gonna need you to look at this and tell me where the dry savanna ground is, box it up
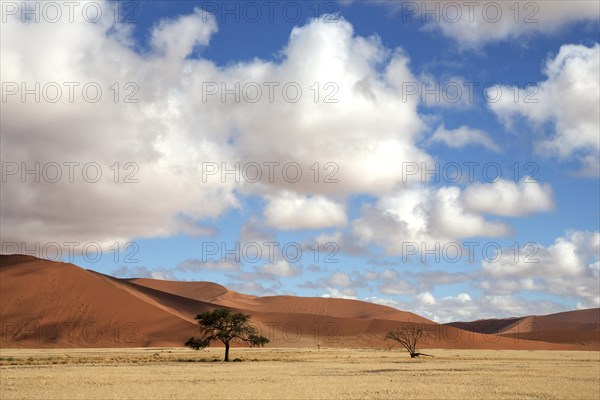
[1,347,599,399]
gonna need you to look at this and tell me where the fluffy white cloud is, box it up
[356,268,419,295]
[263,192,347,230]
[1,2,436,245]
[430,124,501,152]
[379,280,416,295]
[461,178,554,217]
[1,2,238,248]
[416,291,437,306]
[352,186,509,255]
[481,230,600,308]
[416,1,599,48]
[299,270,365,296]
[214,16,432,198]
[488,43,600,175]
[430,186,510,238]
[352,185,510,256]
[150,8,217,58]
[327,272,353,287]
[416,74,478,109]
[373,269,400,280]
[259,259,300,277]
[321,287,357,299]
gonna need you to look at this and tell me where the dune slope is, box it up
[0,256,201,347]
[447,309,600,345]
[2,255,598,350]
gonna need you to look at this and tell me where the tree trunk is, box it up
[224,342,230,362]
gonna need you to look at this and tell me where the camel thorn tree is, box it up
[185,308,269,362]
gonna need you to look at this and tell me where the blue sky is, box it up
[1,0,599,322]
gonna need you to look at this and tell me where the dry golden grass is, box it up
[1,347,599,399]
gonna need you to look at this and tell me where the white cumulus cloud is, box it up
[488,43,600,175]
[263,192,347,230]
[352,184,510,256]
[481,230,600,308]
[461,178,554,217]
[1,3,435,246]
[417,1,599,48]
[259,259,300,277]
[430,124,501,153]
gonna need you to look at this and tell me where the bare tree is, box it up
[385,325,433,358]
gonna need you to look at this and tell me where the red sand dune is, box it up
[446,317,523,334]
[1,255,598,350]
[449,309,600,345]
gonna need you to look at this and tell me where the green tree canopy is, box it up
[185,308,269,361]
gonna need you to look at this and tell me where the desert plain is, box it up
[1,256,599,399]
[1,347,599,399]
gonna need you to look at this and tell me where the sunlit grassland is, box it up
[1,348,599,399]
